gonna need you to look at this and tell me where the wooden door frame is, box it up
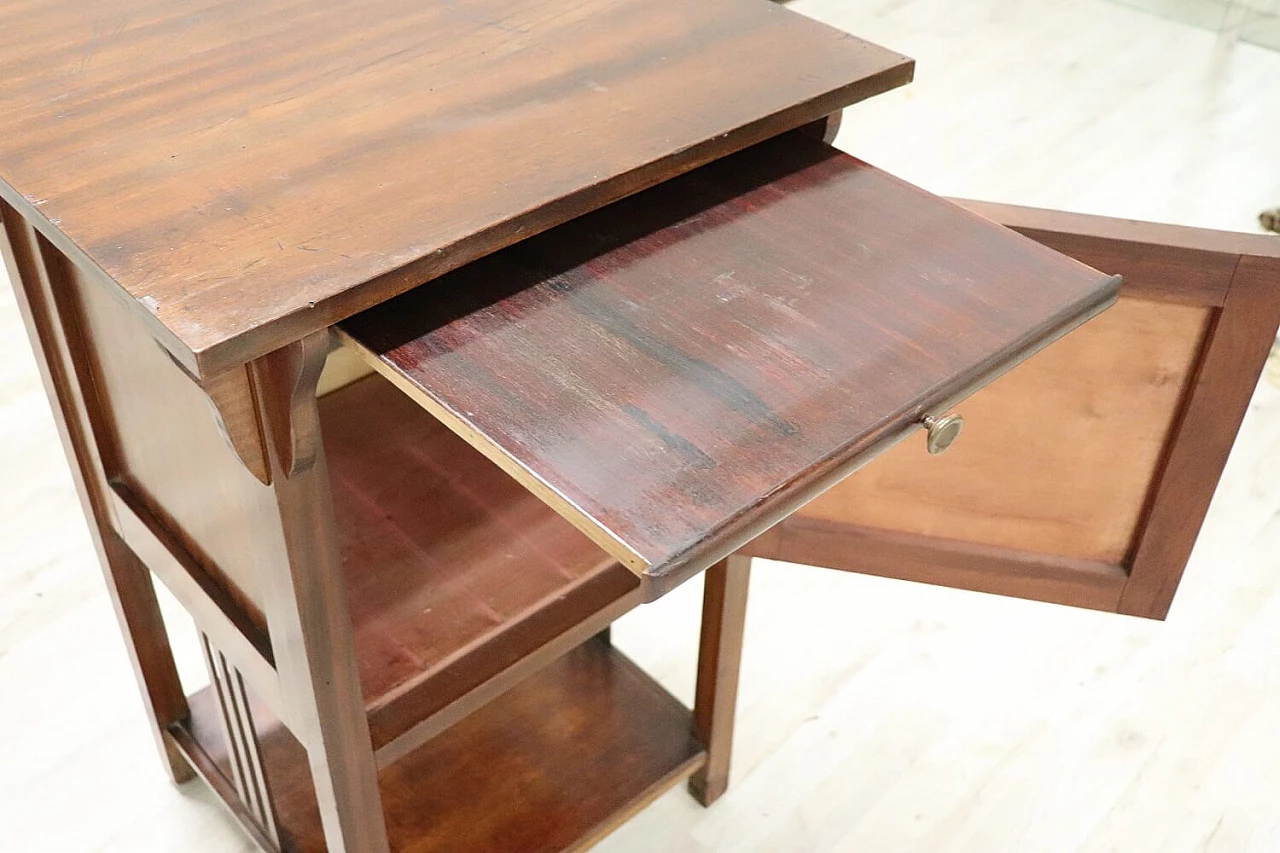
[746,201,1280,620]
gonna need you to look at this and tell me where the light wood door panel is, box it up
[796,297,1212,565]
[756,202,1280,619]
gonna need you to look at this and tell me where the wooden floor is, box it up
[2,0,1279,850]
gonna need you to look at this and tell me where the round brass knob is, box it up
[922,413,964,455]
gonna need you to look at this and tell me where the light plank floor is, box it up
[2,0,1279,850]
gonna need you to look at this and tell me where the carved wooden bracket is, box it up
[175,331,331,486]
[251,330,332,479]
[800,110,843,145]
[154,338,273,486]
[203,365,272,485]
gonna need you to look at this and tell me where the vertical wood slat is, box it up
[203,634,250,806]
[251,333,391,853]
[689,555,752,806]
[0,200,193,782]
[1119,255,1280,618]
[201,633,281,848]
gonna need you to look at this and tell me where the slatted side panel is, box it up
[202,634,281,848]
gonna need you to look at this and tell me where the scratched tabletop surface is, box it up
[0,0,911,375]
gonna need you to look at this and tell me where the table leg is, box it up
[0,203,193,783]
[253,336,391,853]
[689,554,751,806]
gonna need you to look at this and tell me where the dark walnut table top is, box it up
[0,0,911,376]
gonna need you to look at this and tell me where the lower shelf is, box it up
[178,638,706,853]
[320,372,643,756]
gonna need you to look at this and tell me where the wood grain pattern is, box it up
[68,256,280,632]
[795,297,1212,564]
[0,0,912,377]
[0,199,194,783]
[343,132,1119,599]
[180,639,706,853]
[318,374,640,757]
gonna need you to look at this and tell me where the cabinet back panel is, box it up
[795,295,1212,564]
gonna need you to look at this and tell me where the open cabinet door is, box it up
[747,202,1280,619]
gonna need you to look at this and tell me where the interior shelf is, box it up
[181,638,706,853]
[319,374,642,754]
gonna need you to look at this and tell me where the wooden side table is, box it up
[2,1,1278,851]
